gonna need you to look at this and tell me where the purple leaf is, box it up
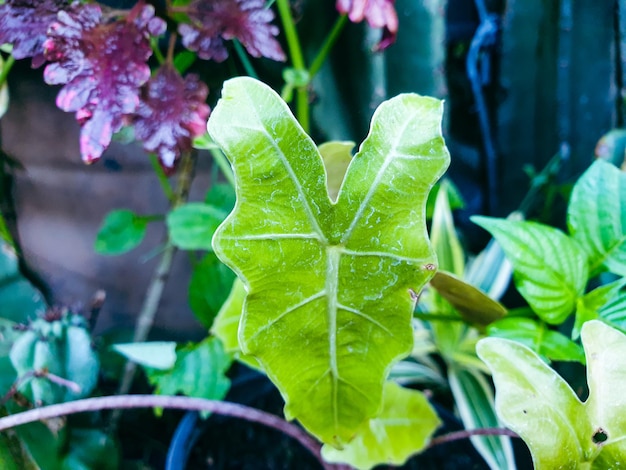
[134,65,210,168]
[43,3,166,163]
[178,0,285,62]
[0,0,67,67]
[336,0,398,51]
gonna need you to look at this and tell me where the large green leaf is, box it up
[472,217,588,324]
[568,160,626,276]
[320,381,440,469]
[477,320,626,468]
[208,77,449,445]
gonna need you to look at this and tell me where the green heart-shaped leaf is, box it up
[208,77,449,445]
[568,160,626,276]
[478,320,626,468]
[472,216,588,324]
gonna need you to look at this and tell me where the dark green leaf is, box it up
[472,216,588,324]
[189,253,235,328]
[166,203,227,251]
[568,160,626,276]
[95,210,147,255]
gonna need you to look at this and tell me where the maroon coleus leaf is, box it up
[0,0,67,67]
[336,0,398,51]
[43,3,166,163]
[178,0,285,62]
[134,65,210,168]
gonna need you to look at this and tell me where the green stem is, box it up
[233,40,259,79]
[0,55,15,88]
[109,152,197,433]
[275,0,310,131]
[308,14,348,79]
[210,148,236,188]
[148,154,175,202]
[150,37,165,65]
[413,312,467,323]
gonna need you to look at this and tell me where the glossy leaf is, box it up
[95,209,147,255]
[188,253,235,328]
[318,141,354,202]
[568,160,626,276]
[599,290,626,330]
[429,270,506,326]
[448,366,516,470]
[487,317,585,363]
[472,216,588,324]
[321,382,440,469]
[112,342,177,370]
[167,203,227,251]
[478,320,626,468]
[208,77,449,445]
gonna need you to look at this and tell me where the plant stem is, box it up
[148,154,175,202]
[428,427,519,448]
[210,147,236,188]
[0,395,334,469]
[109,152,196,432]
[0,55,15,88]
[275,0,310,132]
[233,40,259,79]
[308,14,348,79]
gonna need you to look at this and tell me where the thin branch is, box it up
[428,427,519,448]
[109,151,197,432]
[0,395,333,469]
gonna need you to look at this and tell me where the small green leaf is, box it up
[318,141,354,202]
[487,317,585,363]
[426,179,465,219]
[166,203,226,251]
[61,429,119,470]
[146,338,232,407]
[472,216,588,324]
[429,270,506,326]
[189,253,235,328]
[574,278,626,338]
[208,77,449,445]
[448,366,516,470]
[568,160,626,276]
[599,291,626,330]
[112,342,177,370]
[95,210,147,255]
[321,382,440,470]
